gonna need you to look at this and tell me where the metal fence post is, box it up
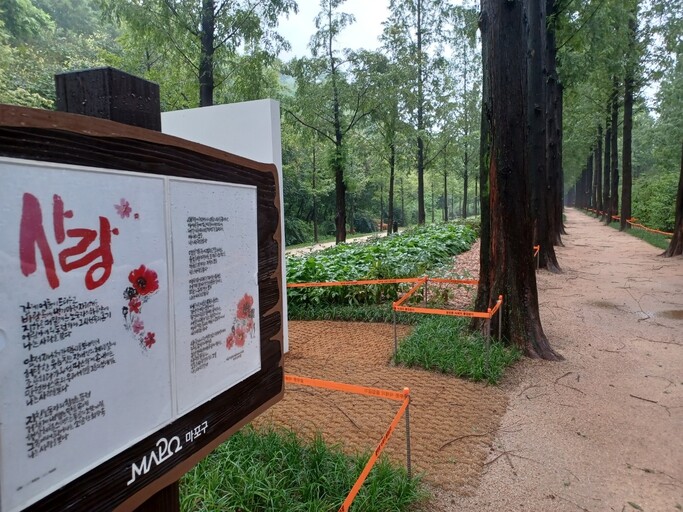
[423,278,428,307]
[393,309,398,359]
[405,396,412,479]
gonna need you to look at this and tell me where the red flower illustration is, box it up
[234,327,246,347]
[226,332,235,349]
[129,265,159,296]
[128,296,142,314]
[144,332,156,348]
[236,293,254,320]
[132,318,145,334]
[115,198,132,219]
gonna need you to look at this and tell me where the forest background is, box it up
[0,0,680,246]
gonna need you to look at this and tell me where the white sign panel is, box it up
[0,158,261,512]
[170,180,261,414]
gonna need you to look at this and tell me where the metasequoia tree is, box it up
[286,0,373,243]
[475,0,560,359]
[104,0,296,107]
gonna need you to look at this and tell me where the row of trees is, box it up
[562,0,682,256]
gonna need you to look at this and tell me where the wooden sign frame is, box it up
[0,105,284,511]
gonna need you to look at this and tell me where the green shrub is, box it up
[632,171,678,232]
[180,426,426,512]
[287,222,478,307]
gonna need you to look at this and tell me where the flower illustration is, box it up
[115,198,132,219]
[237,293,254,320]
[234,327,246,347]
[129,265,159,296]
[122,264,160,350]
[128,296,142,314]
[144,332,156,348]
[132,318,144,334]
[226,293,256,351]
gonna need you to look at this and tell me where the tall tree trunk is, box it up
[312,145,318,243]
[462,151,469,218]
[463,50,470,219]
[431,178,435,223]
[545,0,564,246]
[475,0,560,360]
[609,80,619,224]
[474,178,478,215]
[596,124,603,215]
[663,141,683,257]
[380,182,384,231]
[400,177,405,226]
[620,8,636,231]
[199,0,215,107]
[328,3,346,243]
[602,113,611,222]
[585,152,593,208]
[387,142,396,236]
[416,0,426,224]
[443,155,449,222]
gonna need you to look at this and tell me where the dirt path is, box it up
[449,208,683,511]
[286,229,404,257]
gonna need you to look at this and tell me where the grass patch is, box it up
[287,302,420,324]
[606,221,671,250]
[180,426,426,512]
[394,316,521,384]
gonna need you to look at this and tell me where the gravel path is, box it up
[445,208,683,512]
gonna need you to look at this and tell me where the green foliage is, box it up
[394,316,521,384]
[180,426,426,512]
[286,222,478,307]
[606,220,671,250]
[632,171,678,232]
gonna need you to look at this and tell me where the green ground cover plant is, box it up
[287,222,478,309]
[607,220,671,250]
[394,316,521,384]
[180,426,426,512]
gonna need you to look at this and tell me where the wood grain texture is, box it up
[0,104,284,512]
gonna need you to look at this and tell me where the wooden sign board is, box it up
[0,105,284,512]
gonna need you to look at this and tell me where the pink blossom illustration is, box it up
[144,332,156,348]
[115,198,132,218]
[132,318,144,334]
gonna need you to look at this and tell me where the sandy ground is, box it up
[448,208,683,512]
[264,208,682,511]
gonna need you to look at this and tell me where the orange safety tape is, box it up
[284,374,407,402]
[392,278,426,308]
[489,295,503,316]
[394,304,492,319]
[287,277,423,288]
[533,245,540,257]
[339,396,410,512]
[427,277,479,285]
[626,219,673,236]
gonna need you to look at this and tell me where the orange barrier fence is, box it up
[284,374,411,512]
[583,208,673,236]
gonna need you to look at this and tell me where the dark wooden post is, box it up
[54,67,175,511]
[55,67,161,131]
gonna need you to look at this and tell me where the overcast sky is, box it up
[278,0,390,59]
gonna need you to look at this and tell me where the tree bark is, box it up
[476,0,560,360]
[387,142,395,236]
[312,145,318,243]
[585,152,593,208]
[602,113,611,222]
[620,9,637,231]
[608,80,619,224]
[199,0,216,107]
[463,50,470,219]
[595,124,603,215]
[443,153,449,222]
[416,0,426,224]
[663,141,683,257]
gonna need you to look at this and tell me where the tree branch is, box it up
[285,109,336,145]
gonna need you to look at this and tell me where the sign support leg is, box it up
[135,481,179,512]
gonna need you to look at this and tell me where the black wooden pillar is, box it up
[54,66,176,511]
[55,67,161,131]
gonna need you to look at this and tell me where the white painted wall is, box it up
[162,100,288,352]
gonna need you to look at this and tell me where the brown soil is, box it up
[257,208,683,511]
